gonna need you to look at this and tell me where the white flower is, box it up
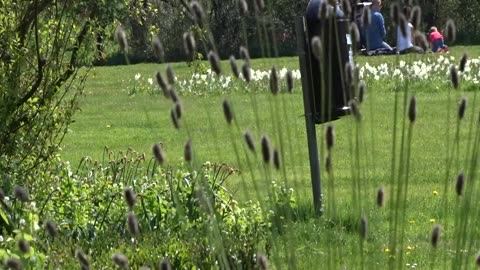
[148,78,153,85]
[19,219,26,226]
[0,235,3,242]
[135,73,141,80]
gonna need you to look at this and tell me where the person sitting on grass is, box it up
[366,0,393,51]
[429,26,449,53]
[396,6,424,54]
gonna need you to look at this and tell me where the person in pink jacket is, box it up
[429,26,449,53]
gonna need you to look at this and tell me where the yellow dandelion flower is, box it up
[433,190,439,196]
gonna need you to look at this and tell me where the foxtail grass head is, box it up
[152,36,164,61]
[325,154,332,173]
[170,108,180,129]
[175,102,182,119]
[238,0,248,16]
[362,5,371,27]
[390,2,400,26]
[358,80,366,104]
[230,56,240,78]
[458,96,467,120]
[223,99,234,124]
[242,62,251,83]
[410,6,422,30]
[359,215,368,241]
[156,72,169,98]
[377,186,385,207]
[240,46,250,63]
[190,1,206,27]
[269,66,279,95]
[311,36,323,61]
[184,139,193,163]
[349,22,360,45]
[445,19,456,43]
[431,224,441,248]
[273,149,281,170]
[152,143,165,164]
[44,220,58,239]
[450,64,459,89]
[256,254,268,270]
[286,70,294,93]
[112,253,129,269]
[318,1,329,20]
[254,0,265,14]
[349,99,361,122]
[4,258,22,270]
[76,248,90,269]
[399,14,408,38]
[408,96,416,123]
[115,25,128,53]
[326,125,334,150]
[261,135,271,164]
[124,187,136,209]
[341,0,351,18]
[459,52,468,73]
[127,212,139,236]
[244,130,256,152]
[14,186,29,202]
[18,239,30,254]
[456,172,465,196]
[166,66,175,85]
[183,32,196,58]
[413,31,428,51]
[160,259,172,270]
[208,50,221,75]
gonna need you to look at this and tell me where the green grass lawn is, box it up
[60,46,480,268]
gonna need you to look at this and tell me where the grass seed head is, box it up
[124,187,136,208]
[358,80,366,103]
[459,52,468,73]
[377,186,385,207]
[183,32,196,58]
[229,56,240,78]
[349,99,361,122]
[242,62,251,83]
[184,139,193,163]
[223,99,234,124]
[4,258,22,270]
[390,2,400,26]
[325,154,332,173]
[456,172,465,196]
[349,22,360,44]
[152,143,165,164]
[76,248,90,269]
[115,25,128,53]
[399,14,408,38]
[286,70,294,93]
[445,19,456,43]
[190,1,205,27]
[127,212,139,236]
[44,220,58,238]
[344,62,354,89]
[166,66,175,85]
[112,253,129,269]
[155,72,169,98]
[273,148,281,170]
[341,0,351,18]
[239,0,248,16]
[261,135,271,164]
[208,50,221,76]
[450,64,459,89]
[458,96,467,120]
[410,5,422,30]
[408,96,416,123]
[362,5,371,27]
[257,254,268,270]
[175,102,182,119]
[359,215,368,240]
[269,66,279,95]
[431,224,441,248]
[152,36,164,61]
[319,1,329,20]
[14,186,29,202]
[254,0,265,13]
[244,130,256,152]
[326,125,334,150]
[413,31,428,51]
[160,259,172,270]
[311,36,323,61]
[240,46,250,63]
[18,239,30,254]
[170,108,180,129]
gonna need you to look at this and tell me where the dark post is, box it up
[296,17,323,214]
